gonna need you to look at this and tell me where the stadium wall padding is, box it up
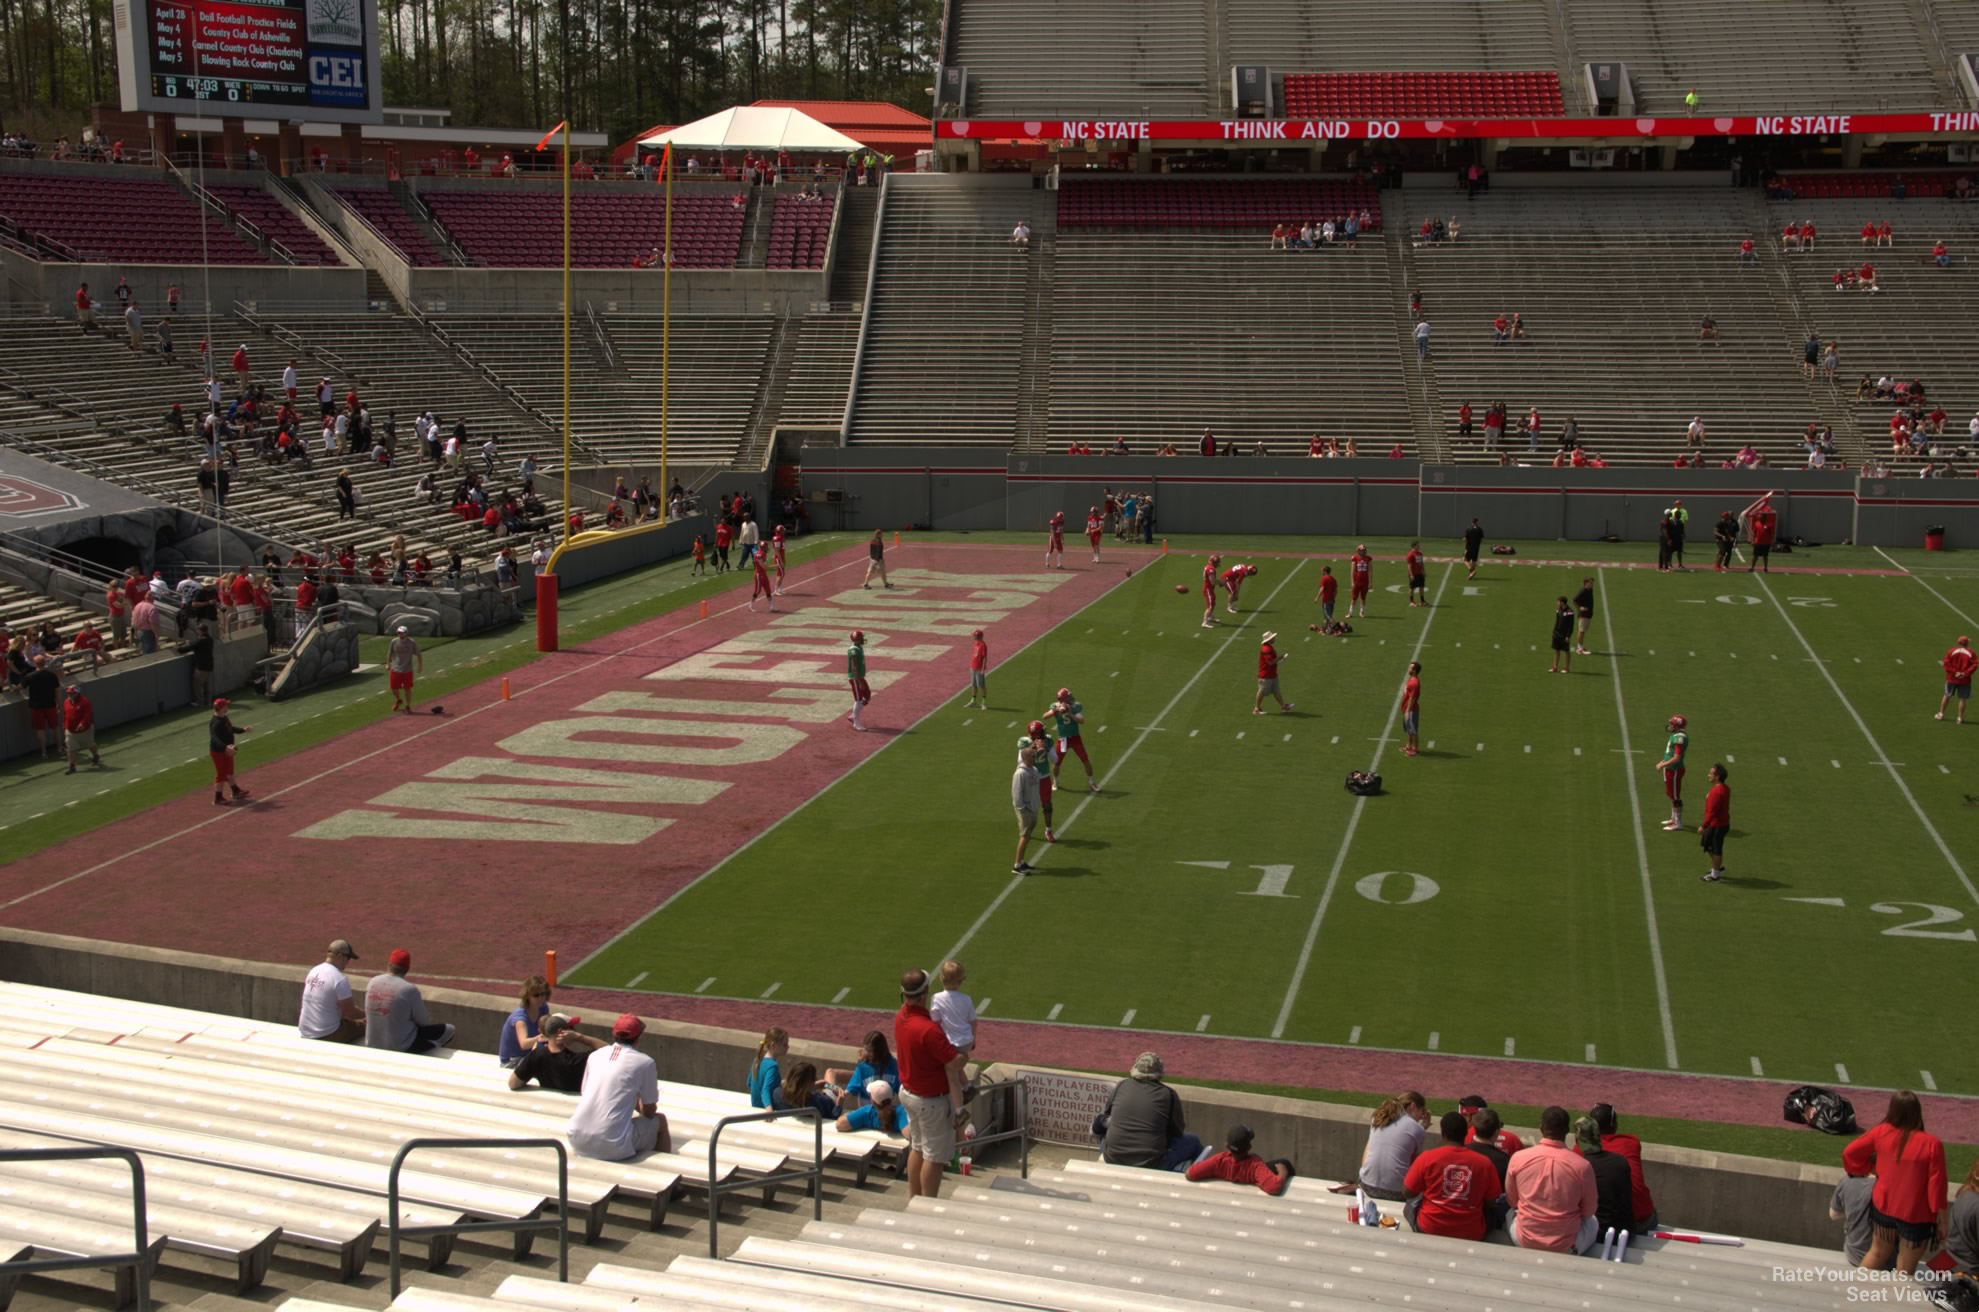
[1419,467,1859,547]
[550,513,711,591]
[0,922,1859,1252]
[1853,477,1979,549]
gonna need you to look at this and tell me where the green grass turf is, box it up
[570,536,1979,1101]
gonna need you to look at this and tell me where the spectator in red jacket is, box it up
[1404,1111,1503,1239]
[1842,1090,1949,1273]
[62,684,100,773]
[1185,1124,1293,1196]
[231,343,251,390]
[1591,1103,1658,1230]
[1458,1096,1526,1154]
[1862,219,1878,247]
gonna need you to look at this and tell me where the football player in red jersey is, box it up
[1220,562,1260,613]
[1201,553,1222,628]
[1085,506,1103,562]
[1349,545,1373,618]
[1046,511,1066,570]
[1405,542,1427,607]
[771,524,788,595]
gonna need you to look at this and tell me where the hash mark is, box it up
[1897,657,1905,665]
[1109,671,1119,678]
[1189,729,1199,738]
[1504,1037,1515,1057]
[695,977,716,994]
[976,997,991,1015]
[1922,1070,1937,1091]
[1120,1008,1137,1026]
[1283,734,1292,742]
[1725,753,1736,763]
[1836,1063,1851,1085]
[1524,745,1531,753]
[1236,731,1245,740]
[1196,1015,1211,1033]
[625,971,648,989]
[831,987,850,1004]
[1428,1031,1440,1051]
[1779,756,1788,766]
[1831,759,1840,768]
[1751,1056,1764,1076]
[1585,1044,1597,1063]
[1475,742,1484,753]
[1574,747,1582,756]
[1098,724,1108,733]
[1331,735,1340,744]
[760,982,781,999]
[1046,1003,1064,1021]
[1942,765,1952,775]
[1348,1026,1362,1044]
[963,719,973,727]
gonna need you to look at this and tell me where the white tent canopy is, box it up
[639,106,865,153]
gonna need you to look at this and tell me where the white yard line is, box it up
[1756,574,1979,912]
[935,563,1310,969]
[1597,568,1682,1071]
[1270,565,1453,1039]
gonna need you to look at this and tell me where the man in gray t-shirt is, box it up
[1010,739,1041,875]
[363,948,455,1053]
[1829,1174,1875,1266]
[1098,1051,1202,1171]
[387,625,423,714]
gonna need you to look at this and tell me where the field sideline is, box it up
[567,535,1979,1108]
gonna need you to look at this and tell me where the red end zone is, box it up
[0,542,1124,982]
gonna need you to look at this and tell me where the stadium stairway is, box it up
[1396,185,1844,469]
[847,174,1042,449]
[826,187,880,307]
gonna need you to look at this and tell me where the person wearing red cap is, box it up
[847,630,870,732]
[1741,493,1779,572]
[1939,636,1977,724]
[210,698,252,806]
[62,684,100,773]
[566,1014,668,1160]
[966,628,989,710]
[363,948,456,1053]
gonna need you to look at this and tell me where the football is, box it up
[1309,623,1319,632]
[1174,583,1187,594]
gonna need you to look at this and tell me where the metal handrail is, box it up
[585,301,617,369]
[839,172,890,446]
[706,1108,822,1258]
[387,1137,568,1298]
[0,1146,149,1311]
[232,300,353,379]
[960,1076,1032,1178]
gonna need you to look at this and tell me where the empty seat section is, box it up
[327,184,452,265]
[420,187,745,268]
[206,185,342,265]
[947,0,1213,117]
[767,191,839,270]
[1283,71,1565,117]
[0,172,265,264]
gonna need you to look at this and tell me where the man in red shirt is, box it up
[1591,1103,1658,1230]
[1699,762,1731,882]
[1737,237,1756,265]
[967,628,989,710]
[894,968,967,1200]
[1405,541,1426,607]
[712,519,732,572]
[1782,221,1800,252]
[1253,631,1293,716]
[1861,220,1877,247]
[1349,545,1373,619]
[1404,1112,1503,1240]
[1401,660,1421,756]
[74,282,96,334]
[1186,1124,1293,1196]
[1741,493,1778,572]
[1219,562,1258,613]
[231,344,251,390]
[1458,1095,1526,1154]
[1457,402,1473,437]
[1085,506,1103,563]
[1313,565,1338,628]
[1938,635,1976,723]
[1045,510,1066,570]
[1859,260,1879,292]
[62,684,100,773]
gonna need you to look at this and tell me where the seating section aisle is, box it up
[1284,71,1565,117]
[326,183,452,266]
[604,315,779,465]
[1057,178,1381,230]
[0,173,265,264]
[946,0,1213,117]
[769,191,838,269]
[1560,0,1948,112]
[208,185,344,265]
[1051,230,1411,452]
[420,188,746,268]
[1225,0,1562,92]
[847,178,1038,446]
[776,314,863,424]
[1399,187,1834,467]
[1769,197,1979,470]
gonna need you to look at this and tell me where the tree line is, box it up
[0,0,940,148]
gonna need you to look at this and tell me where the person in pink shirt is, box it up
[966,628,989,710]
[1504,1105,1600,1253]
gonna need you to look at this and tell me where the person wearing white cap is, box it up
[1253,632,1293,715]
[837,1078,908,1136]
[1011,736,1042,874]
[388,625,423,713]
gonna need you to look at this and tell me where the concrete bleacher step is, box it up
[0,1198,169,1308]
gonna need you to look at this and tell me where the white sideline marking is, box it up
[831,987,850,1004]
[1504,1037,1516,1057]
[1751,1056,1764,1077]
[1046,1003,1064,1021]
[1274,562,1448,1044]
[695,977,716,994]
[1120,1009,1137,1027]
[1835,1063,1851,1085]
[1585,1044,1598,1063]
[1879,545,1979,632]
[940,564,1310,969]
[1196,1015,1211,1033]
[1348,1026,1362,1045]
[1757,574,1979,915]
[1428,1031,1441,1051]
[760,981,781,999]
[1923,1070,1938,1092]
[625,971,648,989]
[1598,568,1682,1071]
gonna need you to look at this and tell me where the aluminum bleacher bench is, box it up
[0,1199,168,1309]
[585,1256,1020,1311]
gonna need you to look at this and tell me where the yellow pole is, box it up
[661,144,673,519]
[561,122,572,545]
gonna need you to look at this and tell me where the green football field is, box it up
[569,537,1979,1097]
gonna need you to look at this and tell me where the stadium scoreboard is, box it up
[114,0,383,123]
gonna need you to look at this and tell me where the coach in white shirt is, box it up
[567,1014,668,1161]
[298,938,366,1043]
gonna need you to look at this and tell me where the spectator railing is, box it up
[839,171,889,444]
[706,1108,823,1258]
[231,301,354,381]
[963,1075,1033,1179]
[0,1146,150,1311]
[585,301,617,369]
[386,1137,568,1299]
